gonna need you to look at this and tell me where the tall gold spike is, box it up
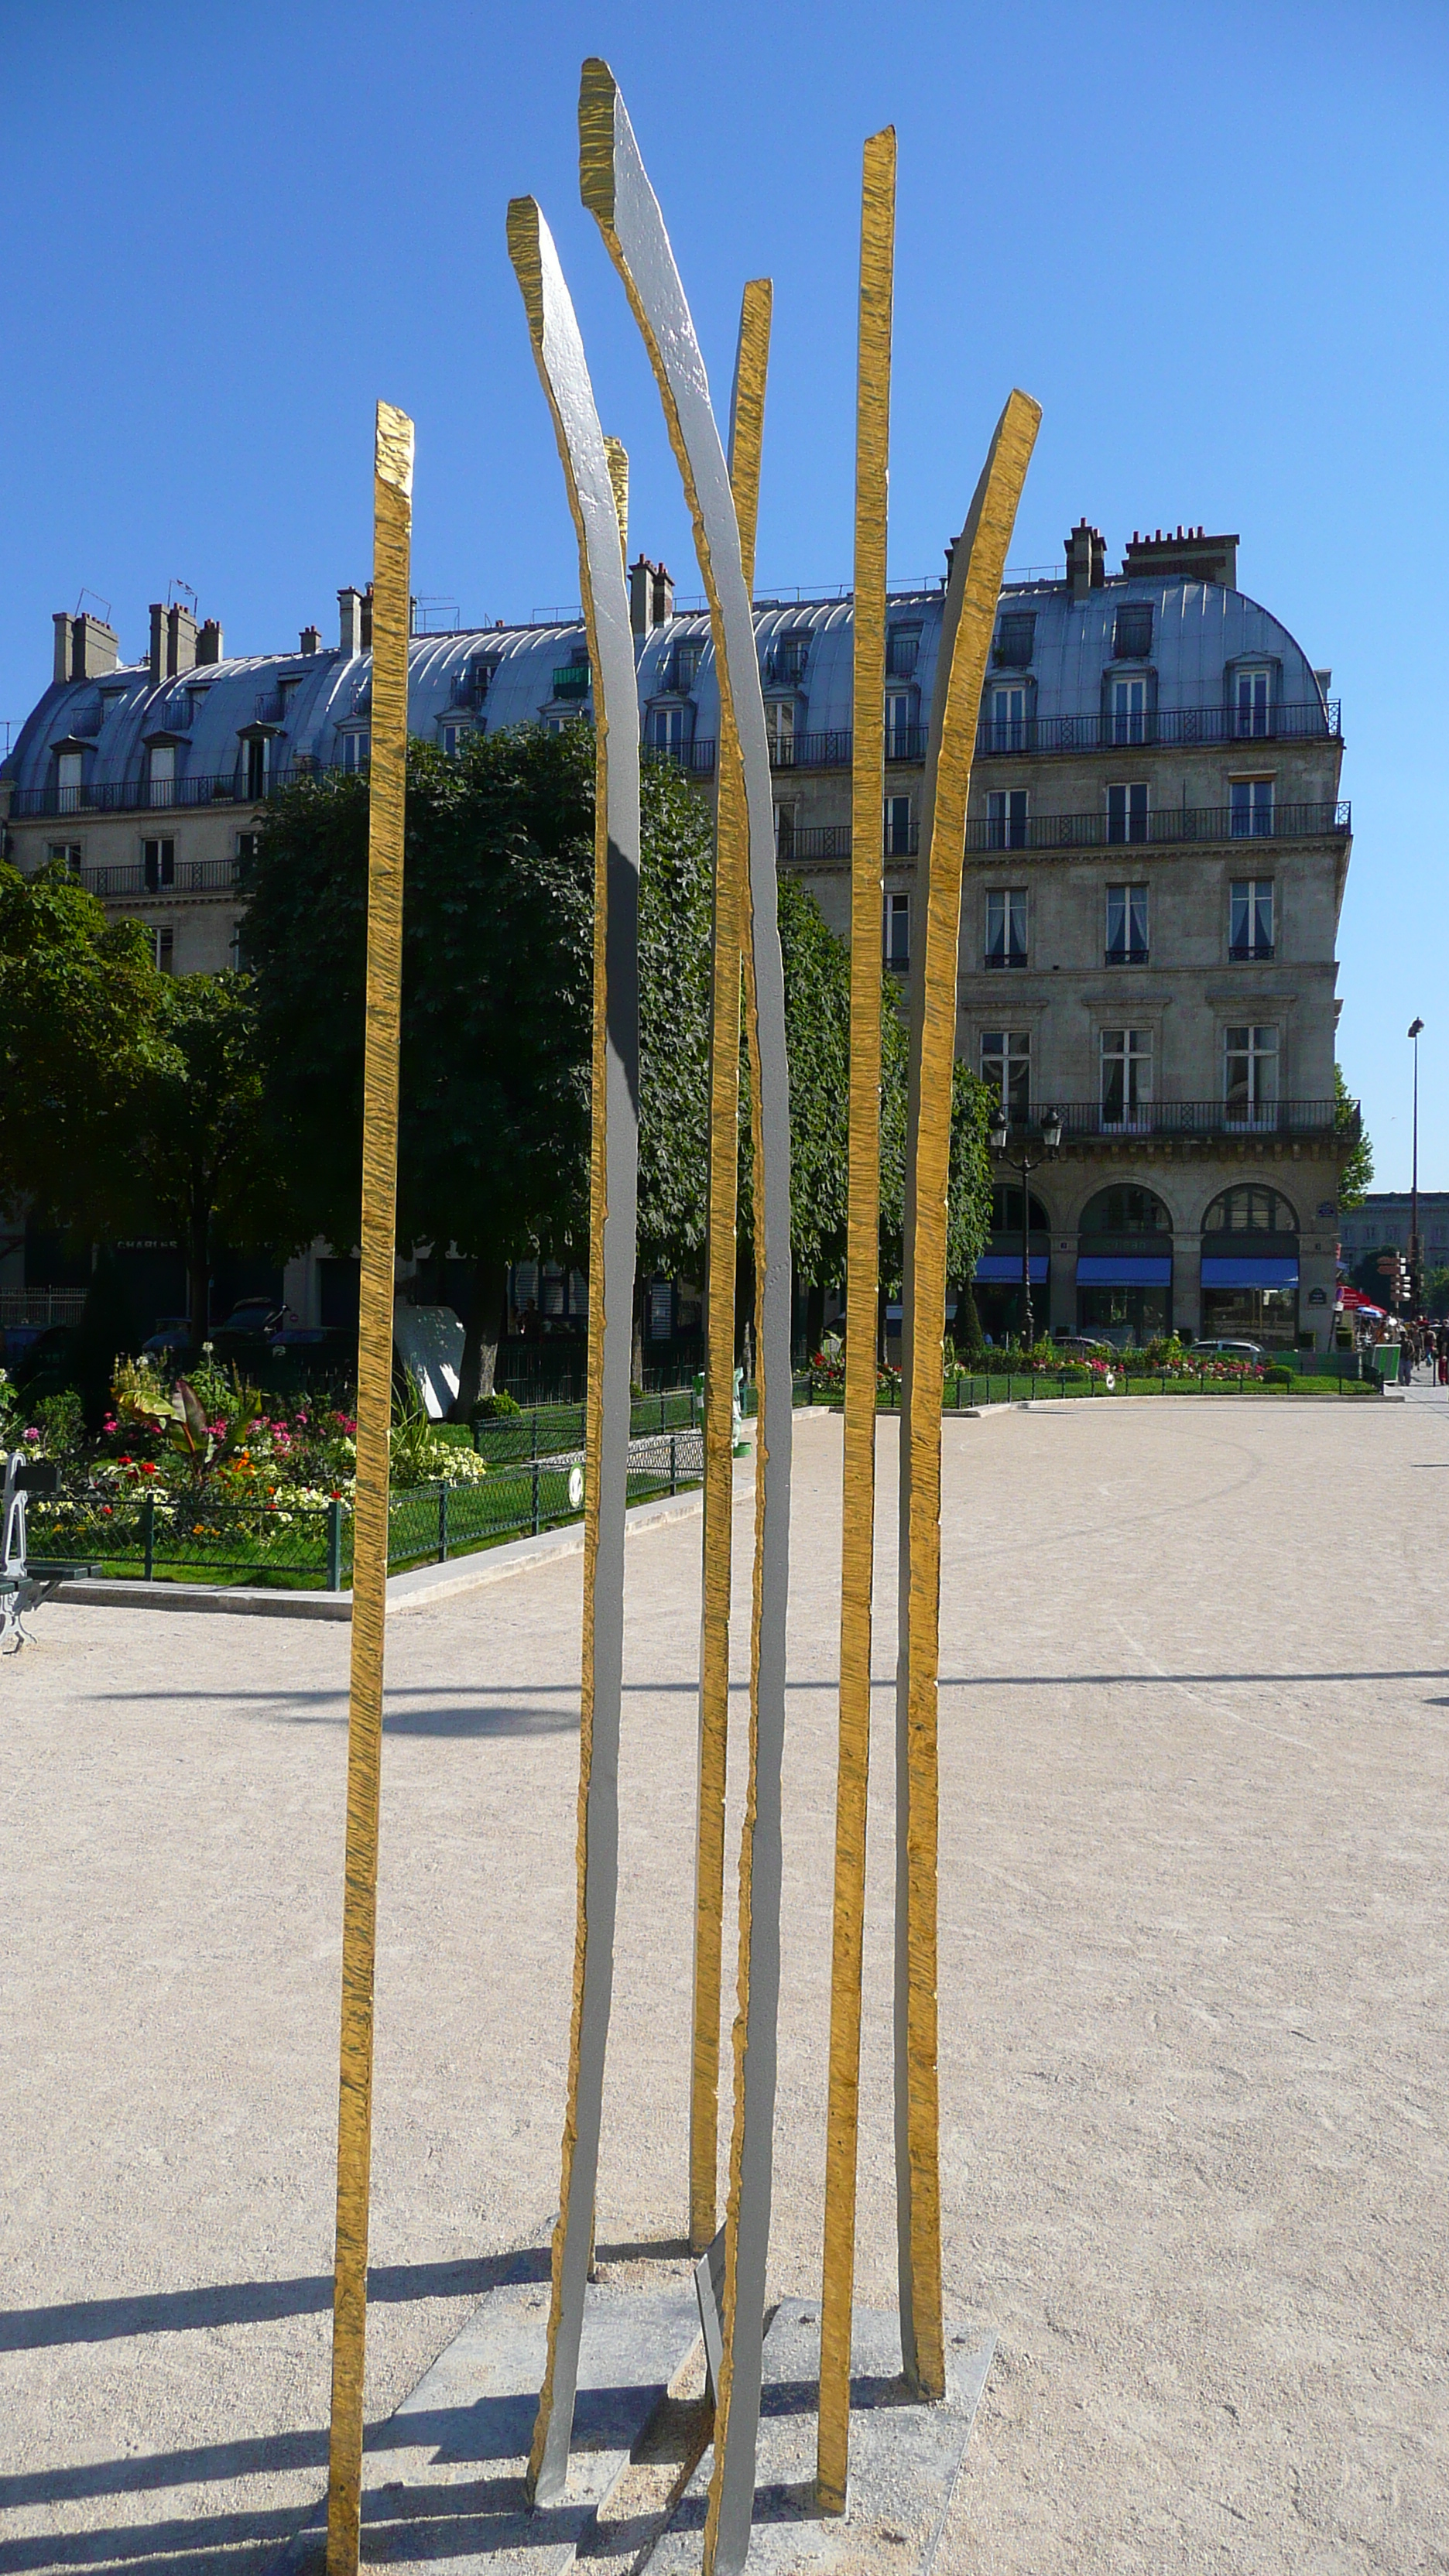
[604,435,629,564]
[817,124,895,2516]
[690,274,772,2259]
[324,397,413,2576]
[896,387,1040,2401]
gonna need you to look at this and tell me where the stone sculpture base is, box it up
[273,2261,992,2574]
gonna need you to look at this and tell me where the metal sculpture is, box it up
[325,396,414,2576]
[577,60,794,2576]
[690,274,772,2264]
[894,389,1040,2399]
[817,122,896,2518]
[504,193,643,2512]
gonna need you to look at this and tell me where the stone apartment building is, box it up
[1,522,1355,1349]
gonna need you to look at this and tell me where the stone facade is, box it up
[0,522,1355,1348]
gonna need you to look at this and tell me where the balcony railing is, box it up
[975,701,1341,757]
[768,728,851,770]
[984,947,1029,970]
[81,857,242,898]
[1105,945,1150,966]
[9,769,300,819]
[778,823,852,861]
[643,736,717,776]
[967,800,1349,853]
[1228,941,1275,961]
[994,1097,1357,1142]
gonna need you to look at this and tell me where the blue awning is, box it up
[1076,1254,1171,1286]
[975,1254,1049,1283]
[1201,1255,1299,1289]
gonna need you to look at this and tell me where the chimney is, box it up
[53,611,119,686]
[196,618,224,664]
[149,602,166,686]
[166,604,197,677]
[338,586,365,656]
[1122,526,1238,588]
[1065,519,1106,601]
[300,624,320,656]
[361,585,373,651]
[629,556,673,635]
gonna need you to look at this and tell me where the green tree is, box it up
[1336,1061,1374,1208]
[0,859,169,1231]
[245,728,718,1408]
[132,972,283,1348]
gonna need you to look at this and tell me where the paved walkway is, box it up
[1,1399,1446,2572]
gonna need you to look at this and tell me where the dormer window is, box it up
[56,749,84,813]
[1234,666,1271,738]
[766,701,796,764]
[1110,675,1148,745]
[886,626,920,678]
[667,642,701,693]
[1112,603,1153,659]
[766,633,809,687]
[340,730,370,772]
[149,742,176,809]
[993,611,1036,668]
[986,682,1028,752]
[886,691,918,759]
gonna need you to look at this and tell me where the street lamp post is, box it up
[988,1102,1063,1350]
[1409,1018,1425,1317]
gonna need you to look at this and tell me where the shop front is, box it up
[1198,1187,1299,1348]
[1076,1185,1173,1344]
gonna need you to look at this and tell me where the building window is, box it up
[228,923,244,971]
[993,611,1036,668]
[340,729,370,771]
[883,891,910,970]
[440,722,464,756]
[766,634,808,687]
[56,750,84,813]
[1229,878,1274,958]
[885,691,916,758]
[1225,1023,1279,1122]
[885,793,913,855]
[236,831,262,866]
[1108,782,1148,844]
[244,735,270,798]
[150,926,175,974]
[1231,777,1274,838]
[987,682,1026,752]
[1101,1027,1153,1127]
[143,837,176,892]
[886,627,919,678]
[1204,1184,1297,1233]
[148,743,176,808]
[775,803,796,859]
[987,788,1028,850]
[1235,667,1271,737]
[1105,883,1149,964]
[1110,675,1147,745]
[1112,603,1153,659]
[981,1029,1030,1116]
[669,642,701,692]
[46,841,83,872]
[985,888,1028,969]
[651,704,690,759]
[765,700,796,763]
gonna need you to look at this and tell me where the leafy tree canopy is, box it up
[1335,1061,1374,1208]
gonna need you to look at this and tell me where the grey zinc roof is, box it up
[2,572,1327,799]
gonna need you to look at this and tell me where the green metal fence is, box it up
[30,1426,707,1592]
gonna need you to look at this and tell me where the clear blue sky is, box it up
[3,1,1444,1189]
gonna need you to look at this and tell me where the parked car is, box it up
[142,1317,193,1361]
[214,1298,289,1340]
[1046,1335,1115,1360]
[1192,1337,1266,1365]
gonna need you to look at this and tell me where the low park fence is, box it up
[29,1427,705,1593]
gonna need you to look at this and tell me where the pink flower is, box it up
[22,1427,39,1443]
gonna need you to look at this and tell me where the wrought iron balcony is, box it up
[767,728,851,770]
[642,735,717,776]
[777,823,852,861]
[80,857,242,898]
[966,800,1349,854]
[992,1097,1357,1143]
[984,947,1029,970]
[1228,940,1276,961]
[975,700,1341,757]
[1105,945,1150,966]
[9,768,300,819]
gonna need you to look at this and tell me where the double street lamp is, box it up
[988,1101,1063,1349]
